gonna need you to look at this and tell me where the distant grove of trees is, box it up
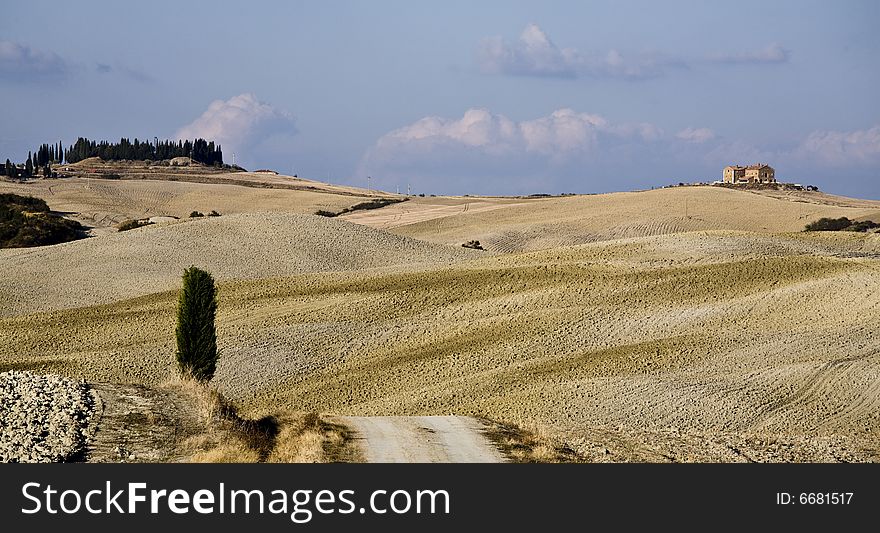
[65,137,223,165]
[1,137,224,179]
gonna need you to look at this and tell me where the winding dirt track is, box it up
[337,416,505,463]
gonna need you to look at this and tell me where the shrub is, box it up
[462,240,484,250]
[0,193,86,247]
[0,193,49,212]
[804,217,853,232]
[844,220,880,232]
[190,211,204,218]
[207,210,221,217]
[175,267,219,382]
[326,198,406,218]
[117,219,152,232]
[314,209,338,217]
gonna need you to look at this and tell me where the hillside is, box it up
[342,187,880,252]
[2,229,878,461]
[2,182,879,462]
[60,157,384,196]
[0,173,398,234]
[0,212,478,315]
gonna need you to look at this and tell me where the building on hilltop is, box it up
[723,163,775,184]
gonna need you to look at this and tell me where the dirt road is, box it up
[338,416,505,463]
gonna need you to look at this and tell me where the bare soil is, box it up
[85,383,205,462]
[338,416,505,463]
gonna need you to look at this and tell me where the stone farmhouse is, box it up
[722,163,775,184]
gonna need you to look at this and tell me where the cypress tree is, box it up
[175,266,219,382]
[26,153,33,177]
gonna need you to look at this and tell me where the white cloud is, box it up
[477,24,682,80]
[676,127,715,143]
[707,43,790,64]
[477,25,790,81]
[360,111,880,196]
[793,126,880,166]
[478,23,576,77]
[174,94,297,167]
[0,39,69,82]
[370,108,624,158]
[358,108,685,194]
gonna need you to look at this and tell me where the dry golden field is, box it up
[0,172,393,235]
[2,177,879,461]
[345,186,879,252]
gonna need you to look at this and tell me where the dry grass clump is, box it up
[117,218,152,232]
[479,418,586,463]
[160,376,261,463]
[162,377,356,463]
[266,412,361,463]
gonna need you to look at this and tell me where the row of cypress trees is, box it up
[1,156,50,179]
[64,137,223,165]
[3,137,224,171]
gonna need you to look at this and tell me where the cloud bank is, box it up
[174,93,297,168]
[794,126,880,166]
[477,24,682,80]
[676,127,715,143]
[0,38,155,85]
[359,108,685,194]
[0,39,69,82]
[477,25,789,80]
[359,108,880,196]
[707,43,790,65]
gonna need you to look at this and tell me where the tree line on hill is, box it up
[1,137,224,179]
[2,156,47,179]
[64,137,223,165]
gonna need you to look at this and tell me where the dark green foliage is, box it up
[207,210,221,217]
[117,219,152,232]
[175,267,219,382]
[0,193,85,248]
[189,211,204,218]
[346,198,405,212]
[805,217,852,231]
[804,217,878,232]
[35,143,58,166]
[64,137,223,165]
[315,198,404,218]
[0,193,49,212]
[25,153,33,177]
[844,220,880,232]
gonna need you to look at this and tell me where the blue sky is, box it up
[1,1,878,197]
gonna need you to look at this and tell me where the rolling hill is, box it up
[1,179,878,461]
